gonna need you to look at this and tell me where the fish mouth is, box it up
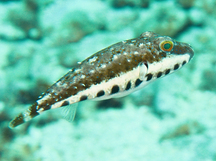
[173,42,194,60]
[186,44,194,60]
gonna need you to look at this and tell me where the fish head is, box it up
[139,31,194,75]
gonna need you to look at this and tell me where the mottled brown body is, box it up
[9,31,194,128]
[40,32,192,106]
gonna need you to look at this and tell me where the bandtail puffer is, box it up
[9,31,194,128]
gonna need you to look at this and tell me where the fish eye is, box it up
[159,40,174,52]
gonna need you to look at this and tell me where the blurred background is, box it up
[0,0,216,160]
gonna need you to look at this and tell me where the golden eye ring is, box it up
[159,40,174,52]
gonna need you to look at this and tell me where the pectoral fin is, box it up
[138,62,148,80]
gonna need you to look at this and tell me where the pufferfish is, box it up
[9,31,194,128]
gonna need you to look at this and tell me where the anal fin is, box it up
[61,103,78,122]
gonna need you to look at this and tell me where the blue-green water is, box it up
[1,0,216,160]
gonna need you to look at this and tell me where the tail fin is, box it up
[9,103,39,128]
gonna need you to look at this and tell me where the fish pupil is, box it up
[164,43,171,50]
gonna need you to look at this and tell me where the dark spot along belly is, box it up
[182,61,186,66]
[174,64,179,70]
[125,81,131,90]
[146,73,153,81]
[157,72,163,78]
[111,85,120,94]
[135,79,142,87]
[165,69,170,75]
[61,101,70,107]
[80,95,88,101]
[97,90,105,97]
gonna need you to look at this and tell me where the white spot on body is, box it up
[56,81,61,86]
[134,51,139,55]
[101,64,106,68]
[123,52,128,55]
[75,68,82,73]
[37,108,44,113]
[139,43,144,48]
[61,83,68,88]
[144,32,151,37]
[37,94,51,105]
[127,59,131,62]
[113,55,118,60]
[110,47,114,51]
[88,56,98,64]
[80,83,85,87]
[90,70,95,74]
[36,105,39,110]
[81,75,86,79]
[146,42,151,46]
